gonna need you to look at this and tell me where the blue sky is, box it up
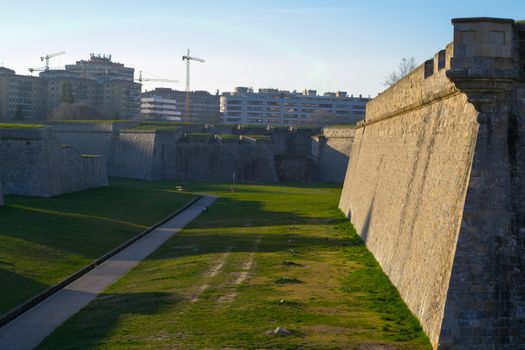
[1,0,523,96]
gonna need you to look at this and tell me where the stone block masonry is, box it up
[173,135,278,182]
[49,121,140,161]
[50,123,322,183]
[109,129,160,180]
[312,127,355,182]
[0,126,108,198]
[339,18,525,349]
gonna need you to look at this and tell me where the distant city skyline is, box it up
[1,0,523,96]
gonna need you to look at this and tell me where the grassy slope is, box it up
[0,178,195,314]
[38,183,431,350]
[0,123,45,128]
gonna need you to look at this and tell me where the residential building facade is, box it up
[0,54,141,121]
[141,88,220,123]
[62,54,141,118]
[0,67,46,120]
[220,87,370,126]
[140,95,182,121]
[40,70,98,116]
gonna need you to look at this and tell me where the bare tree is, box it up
[383,57,417,87]
[50,102,101,121]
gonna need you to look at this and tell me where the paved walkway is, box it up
[0,195,216,350]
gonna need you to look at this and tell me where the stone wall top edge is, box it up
[321,127,356,138]
[119,129,161,134]
[365,43,457,124]
[47,121,140,133]
[0,126,51,139]
[451,17,515,24]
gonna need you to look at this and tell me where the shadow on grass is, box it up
[0,268,49,314]
[0,186,195,259]
[37,291,178,350]
[147,230,361,262]
[0,204,138,258]
[187,197,347,230]
[142,193,359,260]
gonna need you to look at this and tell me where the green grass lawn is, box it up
[37,182,431,349]
[0,178,196,315]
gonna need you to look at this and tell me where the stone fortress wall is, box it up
[0,126,108,198]
[49,121,140,160]
[48,123,347,183]
[312,127,355,182]
[339,18,525,349]
[110,129,160,180]
[0,119,355,205]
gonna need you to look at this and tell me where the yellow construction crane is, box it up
[135,71,179,85]
[28,51,66,73]
[182,49,205,121]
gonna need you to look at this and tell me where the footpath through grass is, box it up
[38,182,431,350]
[0,178,196,315]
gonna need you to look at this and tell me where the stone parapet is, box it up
[365,43,457,125]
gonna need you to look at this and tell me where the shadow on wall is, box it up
[360,197,374,244]
[312,135,352,183]
[274,155,317,182]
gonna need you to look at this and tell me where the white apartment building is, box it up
[140,96,182,121]
[220,87,370,126]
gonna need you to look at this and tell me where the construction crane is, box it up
[182,49,205,121]
[41,51,66,70]
[135,71,179,84]
[28,66,63,73]
[28,66,47,73]
[28,51,66,73]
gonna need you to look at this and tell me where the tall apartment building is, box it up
[141,88,220,123]
[65,54,134,81]
[220,87,370,126]
[140,95,181,121]
[0,67,46,119]
[40,70,97,116]
[0,54,140,121]
[60,54,141,119]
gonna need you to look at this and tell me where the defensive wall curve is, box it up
[49,123,324,183]
[339,17,525,349]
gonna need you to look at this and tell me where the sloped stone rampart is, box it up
[312,127,355,182]
[0,127,108,197]
[340,17,525,349]
[50,124,318,182]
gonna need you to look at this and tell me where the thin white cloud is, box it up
[262,7,363,15]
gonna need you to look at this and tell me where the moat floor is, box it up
[35,181,431,349]
[0,179,196,315]
[0,196,215,350]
